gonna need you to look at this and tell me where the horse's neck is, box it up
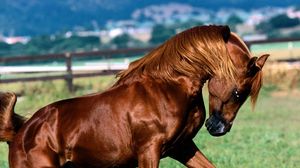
[114,73,207,98]
[174,75,207,98]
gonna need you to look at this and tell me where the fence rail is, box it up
[0,47,155,63]
[0,47,155,91]
[246,37,300,46]
[1,38,300,92]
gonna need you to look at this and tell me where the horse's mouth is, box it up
[205,113,232,137]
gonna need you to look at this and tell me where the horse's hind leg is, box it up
[10,154,60,168]
[9,145,61,168]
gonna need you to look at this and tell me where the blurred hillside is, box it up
[0,1,300,57]
[0,0,299,36]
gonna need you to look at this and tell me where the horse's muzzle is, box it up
[205,113,232,136]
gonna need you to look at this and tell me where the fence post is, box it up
[65,53,73,92]
[107,55,111,71]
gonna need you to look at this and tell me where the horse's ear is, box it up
[221,25,231,43]
[247,54,269,76]
[256,54,269,69]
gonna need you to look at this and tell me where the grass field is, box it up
[0,77,300,168]
[251,41,300,61]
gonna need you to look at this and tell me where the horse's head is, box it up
[205,29,269,136]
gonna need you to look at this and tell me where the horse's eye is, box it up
[233,88,240,100]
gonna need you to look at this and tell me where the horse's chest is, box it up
[171,106,206,144]
[184,108,205,137]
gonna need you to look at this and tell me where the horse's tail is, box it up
[0,92,26,142]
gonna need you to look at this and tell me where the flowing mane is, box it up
[230,32,263,108]
[116,25,237,85]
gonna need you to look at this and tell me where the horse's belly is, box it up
[67,135,135,167]
[70,146,135,167]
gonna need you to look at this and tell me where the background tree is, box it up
[175,20,203,30]
[0,42,11,56]
[269,14,300,29]
[110,33,143,49]
[226,14,243,31]
[110,34,132,49]
[256,21,273,33]
[52,36,101,52]
[257,13,300,37]
[149,24,176,45]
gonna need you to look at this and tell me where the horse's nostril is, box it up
[205,113,230,136]
[205,118,211,127]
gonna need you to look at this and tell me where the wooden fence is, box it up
[1,37,300,92]
[0,47,154,91]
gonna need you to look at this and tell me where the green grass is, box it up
[0,78,300,167]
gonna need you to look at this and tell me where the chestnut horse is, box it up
[0,25,268,168]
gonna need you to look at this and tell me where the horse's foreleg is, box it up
[169,140,215,168]
[184,149,215,168]
[137,139,162,168]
